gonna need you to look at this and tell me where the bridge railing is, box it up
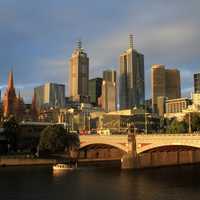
[80,133,200,137]
[136,133,200,137]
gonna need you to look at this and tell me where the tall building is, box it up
[103,70,116,83]
[165,69,181,99]
[101,80,117,112]
[119,35,145,109]
[100,70,117,112]
[34,83,65,109]
[89,78,102,106]
[194,73,200,93]
[69,40,89,102]
[151,65,181,112]
[3,71,25,119]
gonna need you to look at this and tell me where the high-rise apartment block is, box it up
[194,73,200,93]
[34,83,65,109]
[119,35,145,109]
[151,64,181,112]
[89,78,102,106]
[69,40,89,103]
[100,70,117,112]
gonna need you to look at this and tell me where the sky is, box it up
[0,0,200,102]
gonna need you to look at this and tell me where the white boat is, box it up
[53,163,77,170]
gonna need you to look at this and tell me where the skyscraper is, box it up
[103,70,116,83]
[100,70,117,112]
[119,35,145,109]
[151,65,181,112]
[89,78,102,106]
[165,69,181,99]
[34,83,65,109]
[194,73,200,93]
[69,40,89,102]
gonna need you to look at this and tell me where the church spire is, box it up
[18,90,21,99]
[31,92,38,121]
[8,71,14,89]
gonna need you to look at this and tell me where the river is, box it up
[0,165,200,200]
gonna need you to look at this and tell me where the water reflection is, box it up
[0,165,200,200]
[52,168,77,181]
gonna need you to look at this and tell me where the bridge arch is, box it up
[138,143,200,154]
[80,142,128,153]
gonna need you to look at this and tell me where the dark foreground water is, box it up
[0,165,200,200]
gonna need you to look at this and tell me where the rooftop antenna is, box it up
[129,34,134,49]
[77,39,82,50]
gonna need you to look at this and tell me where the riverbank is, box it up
[0,157,57,167]
[0,157,121,167]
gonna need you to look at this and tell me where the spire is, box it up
[31,92,38,120]
[129,34,134,49]
[32,92,37,110]
[8,71,14,89]
[18,90,21,99]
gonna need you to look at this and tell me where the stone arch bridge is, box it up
[79,134,200,169]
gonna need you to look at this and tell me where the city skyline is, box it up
[0,0,200,102]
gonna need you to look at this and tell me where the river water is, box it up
[0,165,200,200]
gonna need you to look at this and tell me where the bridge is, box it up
[79,134,200,169]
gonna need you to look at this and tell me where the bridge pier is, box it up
[121,134,138,169]
[121,154,137,169]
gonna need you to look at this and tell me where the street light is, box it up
[189,112,192,133]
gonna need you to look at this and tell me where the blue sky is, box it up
[0,0,200,102]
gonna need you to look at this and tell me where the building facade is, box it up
[69,40,89,102]
[99,70,117,112]
[119,35,145,109]
[103,70,117,83]
[89,78,102,106]
[151,64,181,113]
[194,73,200,93]
[101,80,117,112]
[192,93,200,107]
[34,83,65,109]
[165,98,192,113]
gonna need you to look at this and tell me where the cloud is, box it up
[0,0,200,102]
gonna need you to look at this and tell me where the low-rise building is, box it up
[165,98,192,113]
[192,93,200,109]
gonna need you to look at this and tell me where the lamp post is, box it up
[189,112,192,133]
[145,113,148,134]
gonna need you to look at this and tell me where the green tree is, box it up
[2,117,19,152]
[186,113,200,132]
[192,114,200,131]
[39,125,80,154]
[167,119,187,134]
[65,133,80,158]
[39,125,67,153]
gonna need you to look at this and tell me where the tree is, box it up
[39,125,67,153]
[39,125,80,155]
[2,117,19,152]
[192,114,200,131]
[167,119,187,134]
[185,113,200,132]
[65,133,80,158]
